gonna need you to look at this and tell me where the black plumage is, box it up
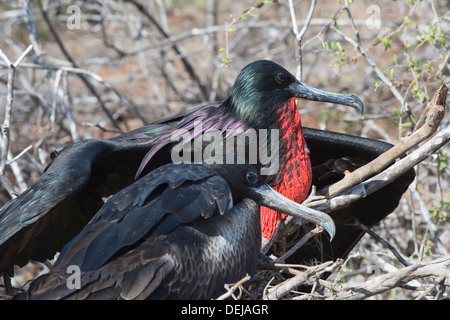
[0,59,415,298]
[14,160,327,300]
[0,60,362,275]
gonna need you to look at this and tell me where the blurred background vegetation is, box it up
[0,0,448,299]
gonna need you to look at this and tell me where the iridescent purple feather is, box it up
[133,104,248,178]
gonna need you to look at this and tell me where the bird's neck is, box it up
[261,98,312,239]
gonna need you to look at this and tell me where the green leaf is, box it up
[424,34,434,42]
[403,16,410,25]
[334,21,340,31]
[382,37,391,51]
[254,1,264,8]
[402,122,412,128]
[429,24,437,35]
[331,40,343,51]
[385,67,394,79]
[374,81,380,89]
[437,37,445,46]
[431,204,449,222]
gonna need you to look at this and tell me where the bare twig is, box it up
[328,256,450,300]
[0,61,147,126]
[410,171,449,256]
[333,2,411,120]
[0,45,33,197]
[0,45,33,169]
[288,0,316,80]
[276,226,322,263]
[216,274,251,300]
[61,72,80,142]
[265,259,343,300]
[124,0,209,101]
[36,2,125,131]
[358,220,410,267]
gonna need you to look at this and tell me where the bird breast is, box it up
[172,198,261,289]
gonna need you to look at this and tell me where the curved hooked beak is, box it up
[253,184,336,241]
[289,81,364,115]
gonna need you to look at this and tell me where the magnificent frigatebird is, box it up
[0,60,363,276]
[13,160,335,300]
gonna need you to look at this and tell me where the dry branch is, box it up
[335,1,410,117]
[37,2,128,131]
[276,226,322,263]
[328,255,450,300]
[0,45,33,197]
[125,0,209,101]
[358,221,410,267]
[216,274,251,300]
[0,45,33,173]
[265,259,343,300]
[288,0,317,80]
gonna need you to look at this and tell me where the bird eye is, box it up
[50,149,59,160]
[275,73,287,84]
[245,171,259,185]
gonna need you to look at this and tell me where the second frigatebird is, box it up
[0,60,363,276]
[14,160,334,300]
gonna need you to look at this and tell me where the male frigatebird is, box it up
[0,60,363,276]
[14,160,334,300]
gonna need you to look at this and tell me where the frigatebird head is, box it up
[227,60,363,127]
[208,160,336,240]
